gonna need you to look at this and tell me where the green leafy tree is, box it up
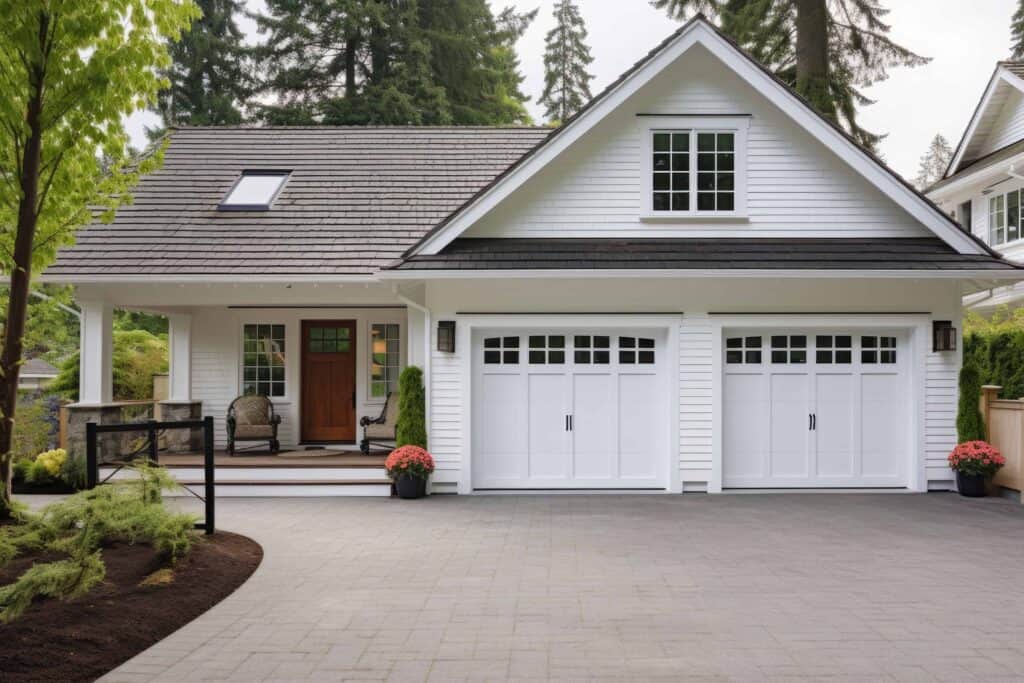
[652,0,929,150]
[0,286,78,365]
[50,330,169,402]
[0,0,199,518]
[539,0,594,124]
[153,0,253,131]
[1013,0,1024,59]
[395,366,427,448]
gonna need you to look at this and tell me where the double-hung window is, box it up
[989,189,1021,247]
[645,117,748,218]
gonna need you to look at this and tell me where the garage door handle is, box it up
[809,414,816,430]
[565,415,573,431]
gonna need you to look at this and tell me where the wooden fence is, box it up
[981,385,1024,495]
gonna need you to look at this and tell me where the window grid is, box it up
[770,335,807,364]
[815,335,852,365]
[619,337,655,364]
[483,336,520,365]
[652,130,736,214]
[573,335,611,365]
[243,324,286,397]
[861,336,897,364]
[528,335,565,365]
[726,336,763,364]
[696,132,735,211]
[370,324,400,398]
[652,132,690,212]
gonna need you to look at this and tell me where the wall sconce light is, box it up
[437,320,456,353]
[933,320,956,352]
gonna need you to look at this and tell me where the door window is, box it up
[770,335,807,364]
[308,326,351,353]
[815,335,852,364]
[726,336,762,364]
[861,336,897,364]
[483,336,520,365]
[528,335,566,364]
[619,337,655,364]
[574,335,611,364]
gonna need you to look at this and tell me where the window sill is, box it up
[639,213,750,224]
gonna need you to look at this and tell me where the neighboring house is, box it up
[43,17,1022,495]
[928,61,1024,311]
[19,358,59,392]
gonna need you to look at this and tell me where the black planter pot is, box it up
[956,471,988,498]
[395,474,427,499]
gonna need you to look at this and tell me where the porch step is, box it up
[97,466,394,497]
[170,480,393,497]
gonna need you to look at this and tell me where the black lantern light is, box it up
[933,320,956,352]
[437,320,456,353]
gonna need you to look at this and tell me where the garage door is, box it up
[473,329,669,490]
[723,330,909,488]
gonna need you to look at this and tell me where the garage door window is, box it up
[726,336,762,364]
[619,337,655,364]
[861,336,896,364]
[529,335,565,364]
[770,335,807,364]
[815,335,852,364]
[484,336,520,364]
[574,335,611,364]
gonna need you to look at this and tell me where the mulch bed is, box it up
[0,531,263,683]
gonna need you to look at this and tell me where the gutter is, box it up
[392,286,432,451]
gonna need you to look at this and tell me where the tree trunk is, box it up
[0,12,47,519]
[344,34,358,99]
[794,0,835,120]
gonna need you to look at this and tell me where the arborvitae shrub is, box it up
[395,366,427,449]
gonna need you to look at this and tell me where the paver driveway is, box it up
[101,493,1024,682]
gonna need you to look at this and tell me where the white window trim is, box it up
[366,320,404,404]
[988,185,1024,248]
[640,116,750,222]
[239,322,289,402]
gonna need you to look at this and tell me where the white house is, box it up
[44,17,1022,495]
[928,61,1024,311]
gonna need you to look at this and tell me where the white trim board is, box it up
[409,18,985,257]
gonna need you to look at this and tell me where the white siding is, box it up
[679,315,713,487]
[977,87,1024,157]
[925,350,959,487]
[428,321,463,491]
[465,45,928,240]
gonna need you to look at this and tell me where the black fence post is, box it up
[85,422,98,489]
[147,420,158,464]
[203,416,215,535]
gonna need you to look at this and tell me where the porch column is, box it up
[161,311,202,452]
[79,300,113,404]
[167,313,192,401]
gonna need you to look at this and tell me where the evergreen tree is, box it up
[652,0,929,150]
[155,0,252,129]
[251,0,532,126]
[913,133,953,190]
[1013,0,1024,59]
[539,0,594,124]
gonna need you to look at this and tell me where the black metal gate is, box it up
[85,416,216,534]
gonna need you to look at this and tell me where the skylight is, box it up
[219,171,290,210]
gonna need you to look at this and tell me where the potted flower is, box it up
[385,445,434,499]
[948,441,1005,497]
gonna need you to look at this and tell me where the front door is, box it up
[301,320,357,442]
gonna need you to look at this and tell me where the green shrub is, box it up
[957,361,986,443]
[12,398,54,462]
[0,462,197,622]
[395,366,427,448]
[12,458,32,483]
[58,453,87,490]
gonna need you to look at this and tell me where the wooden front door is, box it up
[301,320,357,442]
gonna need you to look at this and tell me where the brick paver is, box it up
[94,493,1024,681]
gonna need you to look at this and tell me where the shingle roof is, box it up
[21,358,59,377]
[928,138,1024,193]
[46,126,550,278]
[391,238,1022,271]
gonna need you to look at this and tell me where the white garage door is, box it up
[473,329,669,490]
[724,330,909,488]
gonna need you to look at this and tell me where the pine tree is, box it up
[155,0,251,129]
[1013,0,1024,59]
[539,0,595,124]
[652,0,929,150]
[913,133,953,190]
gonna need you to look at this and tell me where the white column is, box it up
[79,300,113,404]
[167,312,193,401]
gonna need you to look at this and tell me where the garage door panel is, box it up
[527,373,570,481]
[861,373,905,480]
[618,373,662,479]
[573,373,617,480]
[723,373,768,482]
[769,374,811,479]
[478,373,527,482]
[815,374,856,479]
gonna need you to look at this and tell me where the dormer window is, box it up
[219,171,290,211]
[642,116,748,219]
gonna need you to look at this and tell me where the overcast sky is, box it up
[127,0,1017,180]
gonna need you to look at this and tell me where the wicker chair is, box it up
[359,392,398,454]
[226,395,281,455]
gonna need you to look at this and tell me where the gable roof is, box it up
[404,15,991,260]
[44,126,549,281]
[946,61,1024,177]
